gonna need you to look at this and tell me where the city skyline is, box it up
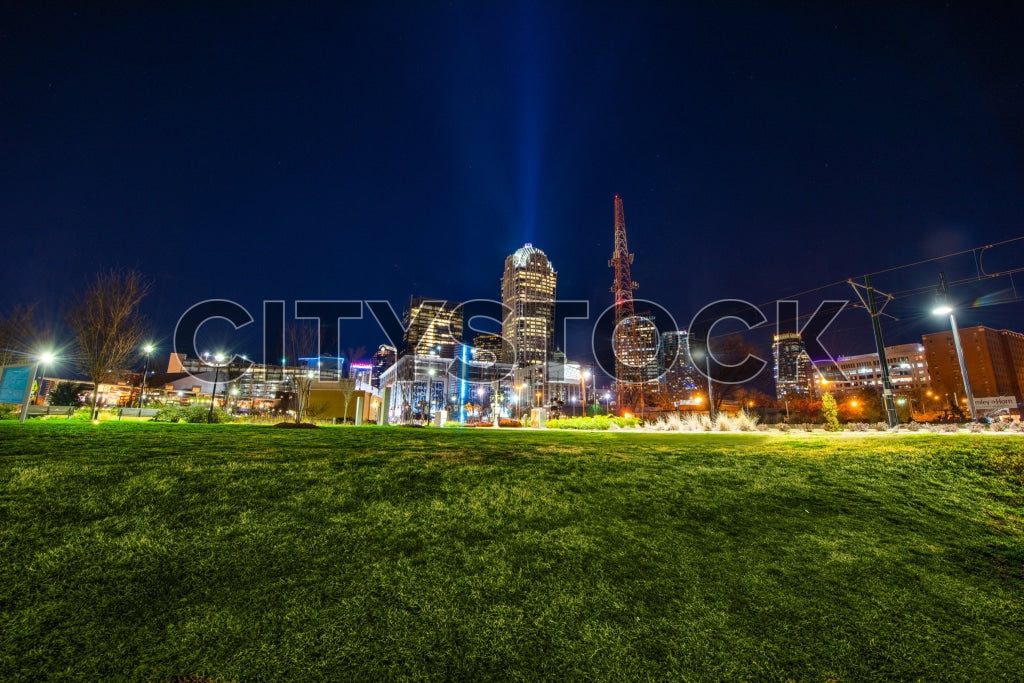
[2,5,1023,378]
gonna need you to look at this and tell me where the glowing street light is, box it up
[138,343,155,408]
[207,352,227,423]
[934,272,976,421]
[33,351,56,406]
[580,369,591,417]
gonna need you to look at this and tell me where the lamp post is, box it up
[137,344,154,408]
[580,369,590,417]
[426,367,436,420]
[934,272,976,421]
[207,353,226,423]
[692,348,714,421]
[35,351,55,405]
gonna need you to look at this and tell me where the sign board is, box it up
[0,363,39,422]
[0,364,34,403]
[973,396,1018,411]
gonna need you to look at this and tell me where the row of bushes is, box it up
[648,412,761,432]
[545,415,642,430]
[151,405,233,423]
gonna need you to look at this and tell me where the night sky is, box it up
[3,3,1023,379]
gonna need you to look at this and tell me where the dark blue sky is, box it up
[2,3,1022,373]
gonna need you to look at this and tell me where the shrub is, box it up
[734,410,759,432]
[682,413,712,432]
[777,423,790,432]
[0,404,17,420]
[152,406,184,422]
[968,422,985,433]
[48,381,89,408]
[821,393,840,432]
[757,423,770,432]
[799,423,814,432]
[907,421,922,432]
[990,421,1007,432]
[661,413,684,431]
[942,423,960,433]
[873,422,889,432]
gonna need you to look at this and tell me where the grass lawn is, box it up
[1,422,1022,681]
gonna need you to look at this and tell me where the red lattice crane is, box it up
[608,194,643,412]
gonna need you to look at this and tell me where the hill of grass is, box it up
[1,422,1022,681]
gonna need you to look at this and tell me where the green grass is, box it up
[1,422,1022,681]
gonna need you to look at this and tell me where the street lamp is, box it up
[426,367,436,419]
[207,353,227,423]
[691,348,714,421]
[580,369,591,417]
[35,351,56,405]
[138,344,154,408]
[603,391,610,414]
[934,272,977,421]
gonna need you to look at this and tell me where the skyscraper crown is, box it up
[511,243,554,271]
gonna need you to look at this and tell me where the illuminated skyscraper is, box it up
[403,297,463,358]
[501,243,557,367]
[370,344,396,388]
[773,332,814,399]
[660,330,700,399]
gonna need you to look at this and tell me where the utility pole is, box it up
[864,276,899,428]
[849,277,899,428]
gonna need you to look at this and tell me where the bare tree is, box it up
[704,333,762,416]
[285,323,319,424]
[0,304,37,369]
[67,268,151,419]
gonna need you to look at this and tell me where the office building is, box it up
[501,243,557,367]
[403,297,463,359]
[773,332,814,399]
[922,326,1024,415]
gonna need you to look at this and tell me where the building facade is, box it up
[403,297,463,359]
[371,344,396,389]
[922,326,1024,415]
[818,342,931,396]
[773,332,814,399]
[501,243,557,367]
[659,329,700,400]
